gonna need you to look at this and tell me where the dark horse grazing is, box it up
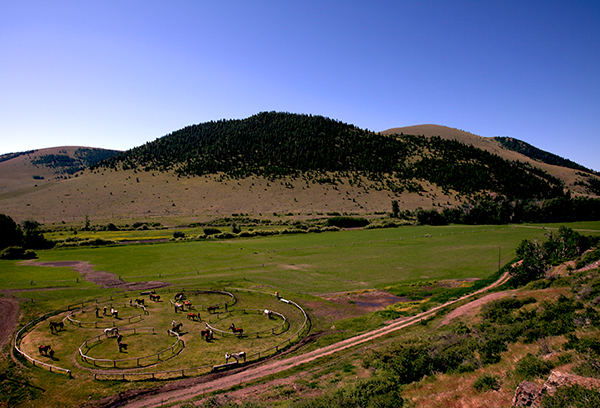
[135,298,145,306]
[39,345,51,355]
[200,329,213,341]
[207,305,219,314]
[150,294,160,301]
[49,321,64,333]
[229,323,243,336]
[118,343,128,352]
[172,323,183,333]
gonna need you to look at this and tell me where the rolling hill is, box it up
[0,113,598,225]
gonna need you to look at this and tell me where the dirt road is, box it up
[111,272,510,408]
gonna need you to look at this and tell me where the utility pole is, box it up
[498,246,501,274]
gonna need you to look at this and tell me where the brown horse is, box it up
[207,305,220,314]
[172,323,183,333]
[149,294,160,301]
[229,323,243,336]
[187,313,198,321]
[39,345,51,355]
[200,329,213,341]
[49,321,64,333]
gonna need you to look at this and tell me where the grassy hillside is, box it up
[1,114,599,224]
[382,124,599,196]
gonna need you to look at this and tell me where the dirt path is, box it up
[19,260,171,291]
[0,297,20,351]
[102,272,511,408]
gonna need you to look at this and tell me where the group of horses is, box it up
[104,327,127,351]
[38,344,55,359]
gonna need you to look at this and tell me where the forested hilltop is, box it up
[494,136,597,175]
[96,112,565,201]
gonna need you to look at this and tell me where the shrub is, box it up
[0,246,36,260]
[326,217,369,229]
[203,227,221,236]
[173,231,185,239]
[515,353,553,380]
[473,374,501,392]
[541,384,600,408]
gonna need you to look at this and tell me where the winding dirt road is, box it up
[106,272,511,408]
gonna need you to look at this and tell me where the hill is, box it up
[1,114,599,224]
[382,124,600,195]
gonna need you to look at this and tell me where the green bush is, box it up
[0,246,37,260]
[203,227,221,236]
[326,217,369,229]
[515,353,553,380]
[541,384,600,408]
[473,374,501,392]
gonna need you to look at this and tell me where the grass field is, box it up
[8,222,600,295]
[3,221,600,408]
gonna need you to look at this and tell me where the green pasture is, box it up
[0,224,556,293]
[4,222,600,296]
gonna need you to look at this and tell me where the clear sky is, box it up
[1,1,599,171]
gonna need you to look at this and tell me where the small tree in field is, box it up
[391,200,400,218]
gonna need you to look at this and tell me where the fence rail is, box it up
[13,310,72,377]
[79,327,184,369]
[93,288,310,381]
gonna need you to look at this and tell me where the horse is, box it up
[49,321,64,333]
[104,327,119,338]
[39,345,51,355]
[135,298,145,306]
[225,351,246,363]
[207,305,219,314]
[172,323,183,333]
[175,292,185,300]
[200,329,213,341]
[229,323,243,336]
[103,306,108,315]
[187,313,198,321]
[264,309,273,319]
[117,334,123,344]
[150,294,160,301]
[174,303,184,312]
[183,300,193,309]
[111,308,119,318]
[118,343,128,352]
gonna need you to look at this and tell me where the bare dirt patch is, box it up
[437,290,517,327]
[0,296,20,351]
[19,260,171,291]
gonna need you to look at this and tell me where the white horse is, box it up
[264,309,273,319]
[225,351,246,363]
[104,327,119,337]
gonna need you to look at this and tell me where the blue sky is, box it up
[1,1,599,171]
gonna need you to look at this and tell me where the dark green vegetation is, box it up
[31,147,119,175]
[0,214,54,259]
[416,195,600,225]
[576,171,600,195]
[97,112,566,200]
[0,150,36,163]
[494,136,597,175]
[510,226,600,286]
